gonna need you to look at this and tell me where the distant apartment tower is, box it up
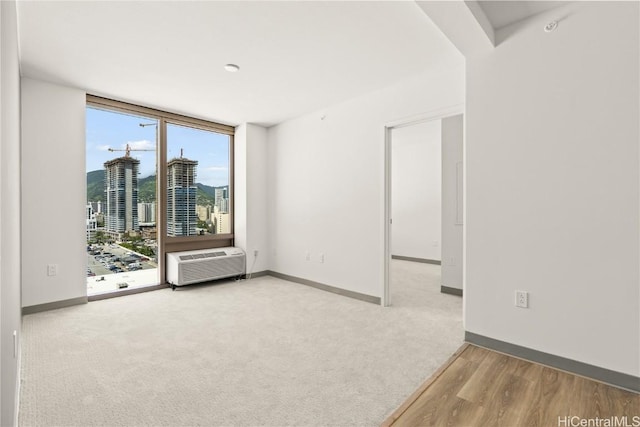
[219,198,229,214]
[104,156,140,236]
[138,202,156,224]
[215,187,229,213]
[89,200,102,214]
[196,204,211,221]
[167,157,198,236]
[86,204,97,242]
[214,212,230,234]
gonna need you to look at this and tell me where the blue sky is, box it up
[86,107,230,187]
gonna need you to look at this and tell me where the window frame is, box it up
[86,95,235,283]
[163,118,234,242]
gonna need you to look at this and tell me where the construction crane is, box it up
[108,143,155,157]
[108,123,157,157]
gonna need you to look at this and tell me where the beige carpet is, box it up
[19,260,462,426]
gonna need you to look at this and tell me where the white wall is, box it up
[268,65,464,297]
[391,120,442,261]
[21,78,87,308]
[1,0,22,423]
[234,123,269,275]
[441,114,463,290]
[465,2,639,376]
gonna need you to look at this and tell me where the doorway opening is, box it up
[383,109,464,307]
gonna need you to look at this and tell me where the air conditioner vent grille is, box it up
[167,247,246,287]
[182,256,245,284]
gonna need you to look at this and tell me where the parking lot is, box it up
[87,243,156,273]
[87,243,159,294]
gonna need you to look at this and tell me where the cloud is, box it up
[125,139,155,151]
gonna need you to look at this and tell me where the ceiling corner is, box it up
[415,0,495,58]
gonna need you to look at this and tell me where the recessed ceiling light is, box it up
[224,64,240,73]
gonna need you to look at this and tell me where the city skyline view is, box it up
[86,106,231,244]
[86,106,230,188]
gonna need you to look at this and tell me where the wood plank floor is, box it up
[382,344,640,427]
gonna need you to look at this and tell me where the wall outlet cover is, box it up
[515,290,529,308]
[47,264,57,276]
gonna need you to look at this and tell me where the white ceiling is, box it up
[478,1,570,30]
[17,1,463,127]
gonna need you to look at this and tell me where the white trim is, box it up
[385,104,464,130]
[383,126,392,307]
[461,113,468,330]
[455,161,464,225]
[382,104,464,307]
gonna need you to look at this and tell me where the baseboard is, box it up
[245,270,269,279]
[22,296,88,315]
[266,271,380,305]
[465,331,640,393]
[441,285,463,296]
[391,255,441,265]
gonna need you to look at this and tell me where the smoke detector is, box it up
[544,21,558,33]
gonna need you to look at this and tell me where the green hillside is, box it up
[196,183,216,197]
[138,175,156,202]
[87,170,225,206]
[196,186,217,206]
[86,170,104,202]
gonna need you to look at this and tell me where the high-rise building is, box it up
[167,157,198,236]
[89,201,102,214]
[214,212,230,234]
[196,204,211,221]
[138,202,156,224]
[221,198,229,214]
[86,204,97,242]
[104,156,140,236]
[214,187,229,213]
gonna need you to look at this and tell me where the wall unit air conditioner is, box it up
[166,247,245,290]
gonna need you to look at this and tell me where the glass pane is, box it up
[166,123,230,237]
[86,106,158,296]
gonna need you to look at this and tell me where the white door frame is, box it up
[382,104,464,307]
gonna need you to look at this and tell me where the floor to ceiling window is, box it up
[85,96,234,297]
[166,123,231,237]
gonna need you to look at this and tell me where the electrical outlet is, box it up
[253,249,259,257]
[47,264,58,276]
[305,251,311,261]
[319,253,325,263]
[515,290,529,308]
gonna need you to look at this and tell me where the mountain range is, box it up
[87,170,226,206]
